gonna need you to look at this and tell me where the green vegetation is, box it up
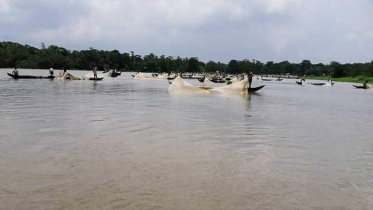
[307,76,373,83]
[1,41,373,77]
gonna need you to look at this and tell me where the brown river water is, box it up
[0,69,372,210]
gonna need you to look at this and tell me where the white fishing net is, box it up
[231,77,241,82]
[203,77,212,83]
[55,71,82,80]
[134,72,170,80]
[323,80,333,87]
[101,70,113,77]
[81,72,104,80]
[210,79,248,94]
[168,76,248,95]
[168,76,211,95]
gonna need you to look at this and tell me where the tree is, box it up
[187,57,199,72]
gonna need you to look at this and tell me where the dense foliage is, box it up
[1,41,373,77]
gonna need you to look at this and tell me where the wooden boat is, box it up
[198,78,205,82]
[88,77,103,81]
[210,78,226,83]
[257,77,273,81]
[296,81,303,85]
[311,82,335,86]
[353,85,368,89]
[311,83,325,86]
[111,71,121,77]
[248,85,265,93]
[7,73,55,79]
[181,76,204,80]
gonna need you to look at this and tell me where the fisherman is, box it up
[301,75,306,82]
[363,81,369,89]
[93,67,98,79]
[49,68,54,76]
[248,71,254,88]
[12,67,18,76]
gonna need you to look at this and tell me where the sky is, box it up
[1,0,373,64]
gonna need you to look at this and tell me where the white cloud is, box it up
[1,0,373,63]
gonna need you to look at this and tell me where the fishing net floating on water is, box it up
[168,76,248,95]
[168,76,211,95]
[134,72,172,80]
[323,80,333,87]
[81,72,104,80]
[210,78,248,94]
[55,72,82,80]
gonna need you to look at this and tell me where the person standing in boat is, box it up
[301,75,306,83]
[12,67,19,76]
[93,67,98,79]
[49,68,54,76]
[248,71,254,88]
[363,81,369,89]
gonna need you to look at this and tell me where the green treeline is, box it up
[1,41,373,78]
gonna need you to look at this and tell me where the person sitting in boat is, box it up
[12,67,19,76]
[49,68,54,76]
[93,67,98,79]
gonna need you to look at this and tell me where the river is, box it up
[0,69,372,210]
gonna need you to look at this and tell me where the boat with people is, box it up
[7,73,55,79]
[353,81,371,89]
[297,78,334,86]
[169,75,264,95]
[102,69,121,77]
[257,75,281,82]
[311,82,334,86]
[209,76,227,83]
[296,81,304,85]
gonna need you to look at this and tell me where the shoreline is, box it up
[306,76,372,83]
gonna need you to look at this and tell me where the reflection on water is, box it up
[0,69,372,210]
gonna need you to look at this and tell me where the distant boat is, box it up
[7,73,55,79]
[311,82,334,86]
[353,84,371,89]
[296,81,303,85]
[353,85,366,89]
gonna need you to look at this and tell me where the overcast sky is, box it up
[1,0,373,64]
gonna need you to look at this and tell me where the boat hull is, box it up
[248,85,265,93]
[88,77,103,81]
[353,85,366,89]
[7,73,55,79]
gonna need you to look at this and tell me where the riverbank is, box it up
[307,76,373,83]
